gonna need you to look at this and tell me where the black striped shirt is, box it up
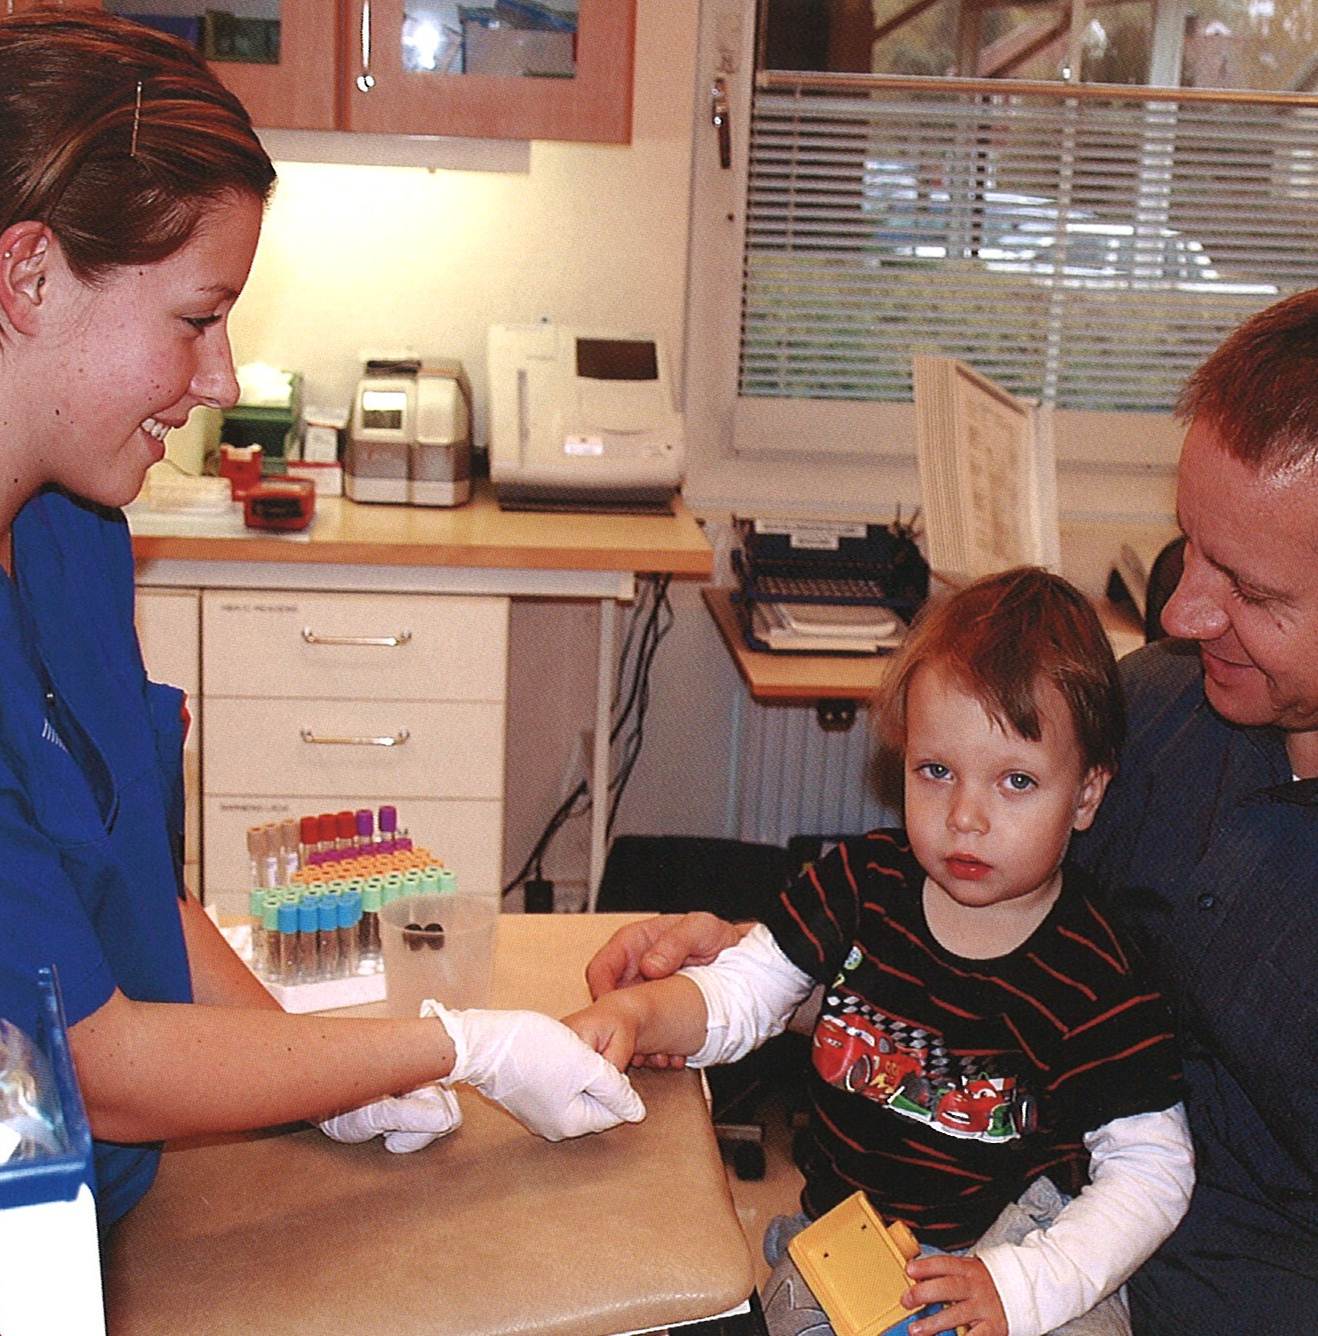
[761,829,1182,1250]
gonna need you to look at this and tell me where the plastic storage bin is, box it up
[0,966,105,1336]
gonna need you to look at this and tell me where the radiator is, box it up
[732,699,898,846]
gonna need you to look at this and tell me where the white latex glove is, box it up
[424,1001,647,1141]
[318,1082,462,1153]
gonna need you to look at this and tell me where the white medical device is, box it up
[346,359,471,507]
[487,322,684,513]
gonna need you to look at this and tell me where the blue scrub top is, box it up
[0,488,192,1224]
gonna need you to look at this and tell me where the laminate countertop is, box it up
[128,482,714,578]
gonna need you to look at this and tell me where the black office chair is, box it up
[595,834,813,1180]
[1143,535,1186,642]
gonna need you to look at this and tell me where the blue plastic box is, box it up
[0,966,105,1334]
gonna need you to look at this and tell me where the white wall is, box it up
[227,1,719,891]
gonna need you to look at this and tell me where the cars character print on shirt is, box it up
[811,953,1038,1144]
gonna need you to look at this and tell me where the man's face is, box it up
[1162,417,1318,769]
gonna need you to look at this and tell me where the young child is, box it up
[566,568,1193,1336]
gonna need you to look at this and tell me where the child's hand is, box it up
[562,996,641,1071]
[903,1253,1007,1336]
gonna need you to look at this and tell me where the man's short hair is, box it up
[874,567,1124,775]
[1178,288,1318,473]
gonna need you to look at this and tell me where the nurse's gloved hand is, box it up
[425,1001,646,1141]
[318,1082,462,1153]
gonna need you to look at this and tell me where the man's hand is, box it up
[583,912,752,1068]
[585,912,751,998]
[903,1253,1007,1336]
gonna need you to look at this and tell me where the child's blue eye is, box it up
[1005,773,1036,791]
[917,762,951,781]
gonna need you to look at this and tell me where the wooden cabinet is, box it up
[6,0,99,11]
[97,0,634,141]
[208,0,339,133]
[341,0,635,143]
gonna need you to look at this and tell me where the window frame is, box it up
[680,0,1314,523]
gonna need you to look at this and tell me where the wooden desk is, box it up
[704,587,889,705]
[103,914,756,1336]
[704,583,1146,707]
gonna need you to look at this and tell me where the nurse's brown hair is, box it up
[1177,287,1318,474]
[874,566,1124,775]
[0,8,275,283]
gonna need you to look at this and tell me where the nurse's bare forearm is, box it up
[68,989,457,1143]
[178,892,280,1009]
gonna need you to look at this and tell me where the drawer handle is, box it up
[301,627,413,648]
[299,728,411,748]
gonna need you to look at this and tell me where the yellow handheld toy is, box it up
[787,1192,969,1336]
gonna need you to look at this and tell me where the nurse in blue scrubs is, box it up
[0,9,643,1228]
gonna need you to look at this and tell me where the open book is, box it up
[913,356,1061,582]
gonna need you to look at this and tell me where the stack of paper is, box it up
[751,600,903,654]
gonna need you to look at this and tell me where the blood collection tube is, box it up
[278,820,300,884]
[246,826,265,888]
[316,813,337,856]
[338,890,361,975]
[355,808,374,850]
[378,805,397,853]
[297,899,320,982]
[277,900,300,983]
[335,810,355,851]
[248,887,266,964]
[260,824,280,889]
[438,868,456,895]
[298,815,318,868]
[318,895,341,979]
[359,883,383,973]
[262,895,281,981]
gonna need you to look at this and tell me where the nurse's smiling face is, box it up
[1161,417,1318,772]
[35,191,262,509]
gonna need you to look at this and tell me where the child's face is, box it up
[903,661,1109,909]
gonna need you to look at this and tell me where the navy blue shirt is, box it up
[0,488,192,1225]
[1072,641,1317,1332]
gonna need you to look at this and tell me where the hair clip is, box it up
[130,80,143,158]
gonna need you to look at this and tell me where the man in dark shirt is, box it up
[587,290,1318,1331]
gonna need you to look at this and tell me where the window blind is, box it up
[741,76,1318,412]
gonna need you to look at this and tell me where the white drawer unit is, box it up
[203,591,508,702]
[134,588,202,895]
[199,589,509,907]
[203,698,504,798]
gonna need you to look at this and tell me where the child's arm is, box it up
[566,923,816,1070]
[904,1103,1194,1336]
[565,974,710,1070]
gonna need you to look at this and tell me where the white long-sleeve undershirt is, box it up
[678,925,1195,1336]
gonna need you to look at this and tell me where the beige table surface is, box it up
[130,481,714,578]
[103,914,755,1336]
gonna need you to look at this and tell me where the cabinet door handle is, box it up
[299,728,411,748]
[356,0,376,92]
[300,627,413,647]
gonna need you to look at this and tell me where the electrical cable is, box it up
[502,574,673,900]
